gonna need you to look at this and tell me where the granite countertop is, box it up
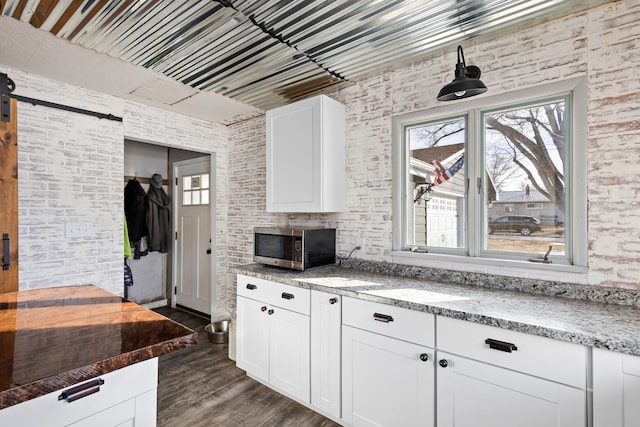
[232,263,640,356]
[0,285,197,410]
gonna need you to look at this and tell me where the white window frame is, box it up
[392,78,587,282]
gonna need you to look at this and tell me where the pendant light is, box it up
[437,45,487,101]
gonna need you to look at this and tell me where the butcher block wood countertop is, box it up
[0,285,197,409]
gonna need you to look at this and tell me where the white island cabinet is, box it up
[341,296,435,427]
[236,274,311,403]
[266,94,345,213]
[593,348,640,427]
[436,316,587,427]
[0,358,157,427]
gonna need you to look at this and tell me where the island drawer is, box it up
[0,358,158,426]
[342,296,435,347]
[437,316,587,388]
[237,274,310,315]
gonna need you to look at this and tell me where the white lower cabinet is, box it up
[436,351,584,427]
[436,316,587,427]
[593,348,640,427]
[341,296,435,427]
[236,275,311,403]
[310,290,342,420]
[0,357,158,427]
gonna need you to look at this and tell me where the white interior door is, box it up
[173,157,214,315]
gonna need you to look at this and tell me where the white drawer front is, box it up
[237,274,310,315]
[342,296,435,347]
[237,274,272,301]
[0,358,158,427]
[437,316,587,388]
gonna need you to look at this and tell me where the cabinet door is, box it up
[266,97,320,211]
[593,348,640,427]
[311,291,341,419]
[436,351,585,427]
[236,296,270,383]
[266,95,345,213]
[269,306,311,403]
[342,326,434,427]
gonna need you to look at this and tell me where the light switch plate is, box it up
[66,222,93,238]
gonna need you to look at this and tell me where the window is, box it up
[393,79,587,270]
[182,173,210,206]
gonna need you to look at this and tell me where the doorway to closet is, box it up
[124,139,215,317]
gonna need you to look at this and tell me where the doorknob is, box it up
[206,249,211,254]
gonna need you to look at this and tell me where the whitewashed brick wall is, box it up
[8,67,125,294]
[6,68,231,316]
[6,0,640,317]
[227,0,640,290]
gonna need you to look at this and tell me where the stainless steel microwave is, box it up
[253,227,336,270]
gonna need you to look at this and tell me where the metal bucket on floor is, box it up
[205,320,229,344]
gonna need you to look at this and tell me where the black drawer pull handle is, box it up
[485,338,518,353]
[58,378,104,403]
[329,297,338,304]
[246,284,257,290]
[281,292,294,300]
[373,313,394,323]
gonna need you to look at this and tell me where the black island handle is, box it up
[58,378,105,403]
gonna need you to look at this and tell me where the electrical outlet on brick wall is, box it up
[66,222,93,238]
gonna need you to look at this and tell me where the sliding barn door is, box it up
[0,96,18,293]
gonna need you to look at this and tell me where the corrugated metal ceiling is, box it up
[1,0,612,111]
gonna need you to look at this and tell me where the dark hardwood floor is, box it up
[153,307,340,427]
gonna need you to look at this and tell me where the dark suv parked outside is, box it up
[488,215,542,236]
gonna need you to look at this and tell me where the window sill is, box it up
[390,250,588,284]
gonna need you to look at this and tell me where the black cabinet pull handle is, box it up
[485,338,518,353]
[246,284,257,290]
[419,353,429,362]
[268,309,274,315]
[281,292,294,300]
[58,378,104,403]
[439,359,448,368]
[329,297,338,304]
[260,306,267,312]
[2,234,9,271]
[373,313,394,323]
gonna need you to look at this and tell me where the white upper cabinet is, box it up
[266,94,345,212]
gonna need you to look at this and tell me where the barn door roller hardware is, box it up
[0,72,122,122]
[0,73,16,122]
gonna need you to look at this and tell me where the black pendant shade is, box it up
[437,45,487,101]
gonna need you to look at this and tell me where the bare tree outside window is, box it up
[484,98,568,256]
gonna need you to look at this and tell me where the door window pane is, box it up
[483,98,568,257]
[406,116,466,250]
[182,173,210,206]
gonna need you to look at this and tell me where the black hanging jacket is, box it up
[124,179,148,241]
[147,185,171,253]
